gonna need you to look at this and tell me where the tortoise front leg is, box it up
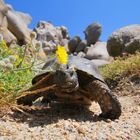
[85,80,121,119]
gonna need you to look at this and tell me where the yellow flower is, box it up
[56,46,68,65]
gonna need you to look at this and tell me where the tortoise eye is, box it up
[69,71,74,77]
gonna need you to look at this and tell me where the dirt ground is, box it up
[0,74,140,140]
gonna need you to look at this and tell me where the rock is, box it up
[84,22,102,45]
[107,24,140,57]
[68,36,81,53]
[91,59,110,68]
[34,21,48,41]
[77,51,86,58]
[0,33,3,41]
[84,42,110,60]
[0,13,17,45]
[59,26,69,39]
[42,41,56,55]
[77,126,86,134]
[0,0,5,10]
[35,41,47,60]
[34,21,70,54]
[16,11,32,25]
[35,21,69,44]
[0,2,32,45]
[3,4,31,44]
[61,38,69,52]
[68,22,102,55]
[75,40,87,53]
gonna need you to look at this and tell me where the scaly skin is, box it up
[83,80,121,119]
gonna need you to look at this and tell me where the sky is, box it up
[4,0,140,41]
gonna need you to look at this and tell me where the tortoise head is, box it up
[53,66,79,92]
[43,46,79,92]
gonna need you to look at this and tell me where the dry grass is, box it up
[100,52,140,80]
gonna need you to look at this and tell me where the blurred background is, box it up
[5,0,140,41]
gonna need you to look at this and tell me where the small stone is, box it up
[77,127,86,134]
[106,119,112,123]
[72,122,79,128]
[115,119,119,123]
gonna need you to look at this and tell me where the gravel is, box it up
[0,85,140,140]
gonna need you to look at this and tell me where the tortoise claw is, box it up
[99,110,120,120]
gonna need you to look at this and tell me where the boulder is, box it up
[91,59,110,68]
[34,21,48,42]
[42,41,56,55]
[84,22,102,45]
[75,40,87,53]
[34,21,69,43]
[0,33,3,41]
[34,21,70,53]
[61,38,69,52]
[77,51,86,58]
[107,24,140,57]
[5,9,32,44]
[59,26,69,39]
[0,12,17,45]
[84,42,110,60]
[0,0,5,8]
[0,2,32,45]
[68,36,81,53]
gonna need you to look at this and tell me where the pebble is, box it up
[106,119,112,123]
[77,127,86,134]
[0,93,140,139]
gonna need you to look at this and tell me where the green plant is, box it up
[0,40,45,106]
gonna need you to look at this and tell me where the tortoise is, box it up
[17,55,121,119]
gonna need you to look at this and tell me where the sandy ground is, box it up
[0,76,140,140]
